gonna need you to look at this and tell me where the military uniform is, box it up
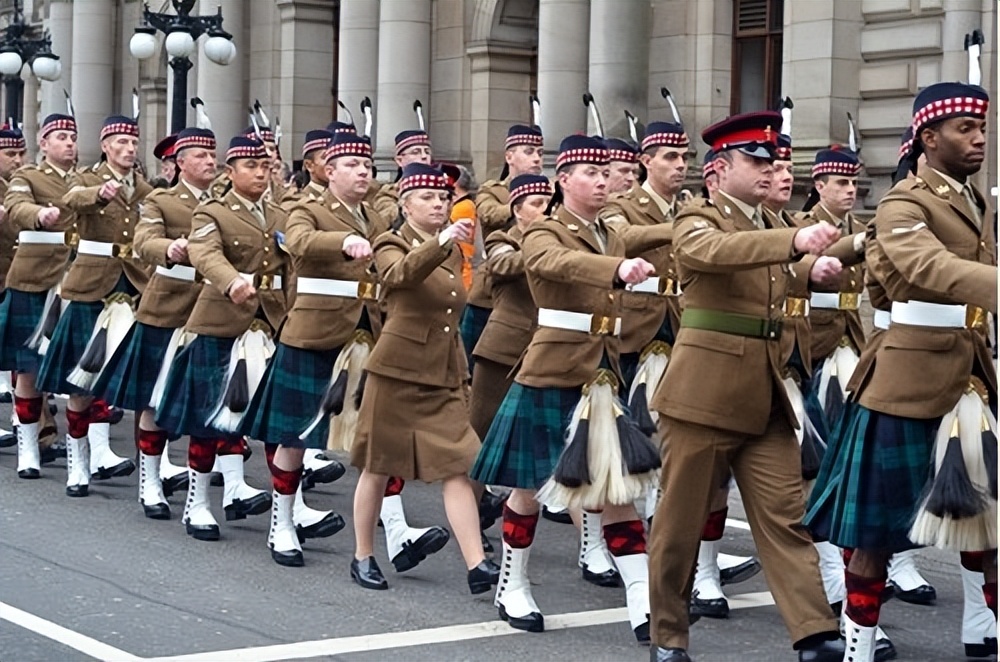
[0,175,15,291]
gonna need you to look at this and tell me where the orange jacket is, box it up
[450,195,477,290]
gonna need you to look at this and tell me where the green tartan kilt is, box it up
[154,334,238,440]
[243,342,340,449]
[470,382,581,490]
[804,403,939,552]
[459,304,491,371]
[35,300,103,396]
[93,322,175,412]
[0,288,46,373]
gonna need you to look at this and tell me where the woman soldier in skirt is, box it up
[93,127,217,518]
[37,115,152,497]
[349,163,500,595]
[245,132,386,566]
[156,136,288,542]
[470,135,671,641]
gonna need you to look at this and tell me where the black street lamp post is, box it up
[0,0,61,126]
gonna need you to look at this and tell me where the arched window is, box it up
[731,0,783,114]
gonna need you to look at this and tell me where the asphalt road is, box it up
[0,403,991,662]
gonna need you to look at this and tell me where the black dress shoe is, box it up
[719,557,762,586]
[0,391,10,403]
[65,484,88,497]
[143,502,171,520]
[690,592,729,619]
[39,443,66,465]
[391,526,450,572]
[92,458,136,480]
[541,506,572,524]
[0,431,15,447]
[296,511,346,542]
[888,580,936,605]
[301,459,346,491]
[649,646,692,662]
[634,618,651,645]
[498,604,544,633]
[797,638,845,662]
[478,490,507,530]
[224,492,272,520]
[965,637,998,658]
[17,467,40,479]
[581,564,622,588]
[351,556,388,590]
[875,636,897,662]
[209,471,224,487]
[467,559,501,594]
[161,473,189,499]
[271,547,304,567]
[186,521,221,541]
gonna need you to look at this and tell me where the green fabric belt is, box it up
[681,308,783,340]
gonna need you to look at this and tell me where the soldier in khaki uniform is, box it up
[604,138,639,196]
[281,129,332,207]
[0,127,27,447]
[366,129,434,223]
[156,136,288,542]
[0,114,78,479]
[806,82,997,662]
[647,111,845,662]
[93,127,218,518]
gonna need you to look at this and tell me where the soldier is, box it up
[92,127,218,518]
[367,129,434,223]
[155,136,288,542]
[281,129,332,206]
[605,137,640,195]
[647,111,846,662]
[0,113,77,480]
[0,127,27,446]
[152,134,178,187]
[701,149,719,200]
[805,82,996,661]
[244,132,388,566]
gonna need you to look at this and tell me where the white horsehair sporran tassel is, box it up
[67,292,137,391]
[207,320,275,433]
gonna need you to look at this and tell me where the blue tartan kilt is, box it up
[0,288,46,373]
[620,320,676,391]
[460,304,491,371]
[243,342,340,449]
[804,403,939,552]
[155,334,237,440]
[92,322,175,412]
[470,382,581,490]
[35,300,103,395]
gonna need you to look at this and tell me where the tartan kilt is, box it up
[154,334,237,439]
[459,304,490,370]
[470,382,581,490]
[0,288,46,373]
[620,321,676,391]
[35,300,103,395]
[92,322,175,412]
[804,403,939,552]
[243,342,340,449]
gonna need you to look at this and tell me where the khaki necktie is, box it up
[962,185,982,229]
[251,204,266,228]
[352,206,369,235]
[592,222,607,254]
[751,209,764,230]
[120,176,134,201]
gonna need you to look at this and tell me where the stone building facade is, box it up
[2,0,996,207]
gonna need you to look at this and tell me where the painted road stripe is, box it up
[0,600,141,661]
[727,518,752,531]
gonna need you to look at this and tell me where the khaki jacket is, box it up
[475,179,512,235]
[0,178,14,289]
[185,191,289,337]
[4,162,77,291]
[473,226,535,367]
[133,182,206,328]
[853,165,997,418]
[366,180,399,225]
[602,187,681,354]
[60,163,154,301]
[280,181,327,209]
[280,191,388,350]
[366,223,468,389]
[651,197,803,436]
[763,207,815,373]
[514,206,672,389]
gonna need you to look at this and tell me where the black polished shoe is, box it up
[468,559,501,594]
[581,564,622,588]
[65,484,88,497]
[301,459,346,491]
[391,527,450,572]
[224,492,271,521]
[185,521,221,541]
[498,604,544,633]
[351,556,388,590]
[479,489,507,530]
[0,431,15,447]
[887,580,936,605]
[541,505,572,524]
[875,636,898,662]
[161,473,189,499]
[634,618,651,645]
[17,467,40,479]
[797,638,845,662]
[296,511,346,542]
[649,646,692,662]
[689,592,729,619]
[39,443,66,465]
[271,547,304,567]
[143,502,171,520]
[965,637,998,658]
[209,471,224,487]
[719,557,762,586]
[92,458,136,480]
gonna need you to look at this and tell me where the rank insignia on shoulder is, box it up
[567,224,578,231]
[179,193,189,199]
[935,185,950,196]
[723,205,731,214]
[639,196,650,204]
[330,202,341,210]
[231,204,241,211]
[102,174,111,180]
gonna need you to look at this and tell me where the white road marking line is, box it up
[727,517,752,531]
[145,592,776,662]
[0,600,141,661]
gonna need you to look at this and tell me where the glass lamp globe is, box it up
[129,30,157,60]
[164,30,195,59]
[31,56,61,82]
[0,51,23,76]
[204,35,235,65]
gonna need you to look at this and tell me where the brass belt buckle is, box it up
[112,242,132,258]
[660,276,681,297]
[838,292,860,310]
[966,305,986,330]
[590,314,615,336]
[357,279,379,300]
[783,297,809,318]
[64,231,79,248]
[258,273,273,290]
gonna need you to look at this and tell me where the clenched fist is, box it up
[617,257,656,285]
[440,218,474,245]
[227,276,256,304]
[167,237,189,264]
[808,256,843,288]
[98,180,122,201]
[36,206,60,229]
[342,234,373,260]
[793,221,840,256]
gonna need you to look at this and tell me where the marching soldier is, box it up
[604,138,640,196]
[367,129,434,223]
[281,129,332,206]
[155,135,287,542]
[805,81,996,661]
[152,134,178,187]
[647,111,846,662]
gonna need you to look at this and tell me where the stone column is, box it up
[587,0,649,137]
[374,0,431,162]
[70,0,114,163]
[21,72,38,149]
[537,0,589,154]
[196,0,245,148]
[40,0,73,126]
[337,0,378,126]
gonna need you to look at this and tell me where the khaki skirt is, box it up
[351,372,479,482]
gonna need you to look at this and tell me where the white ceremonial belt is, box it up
[810,292,860,310]
[17,230,64,245]
[537,308,621,336]
[77,239,118,257]
[155,264,197,282]
[890,301,967,328]
[873,310,891,331]
[297,276,380,300]
[630,275,681,296]
[239,272,282,290]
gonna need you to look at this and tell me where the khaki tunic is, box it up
[467,178,512,310]
[763,207,815,373]
[366,180,399,225]
[0,178,14,289]
[351,222,476,481]
[61,162,154,300]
